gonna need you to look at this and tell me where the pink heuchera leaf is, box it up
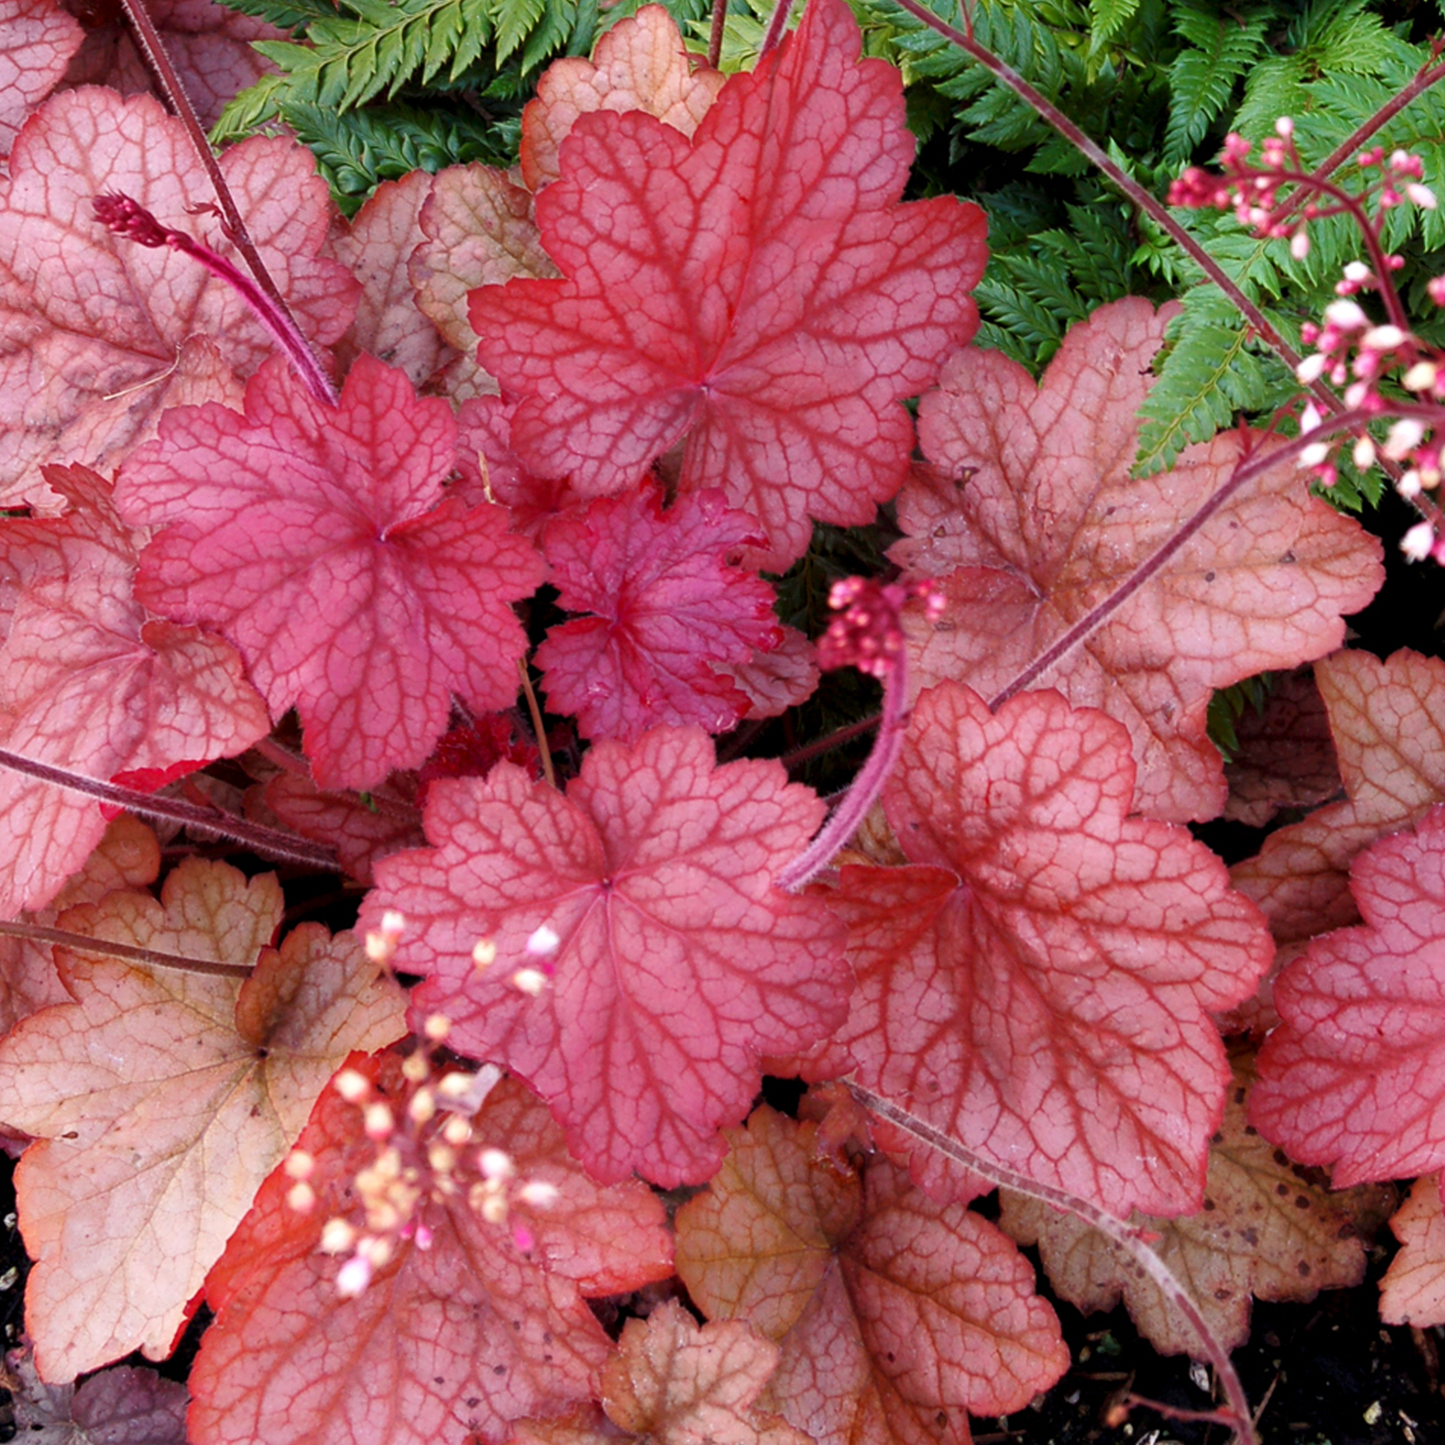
[0,858,406,1379]
[189,1056,673,1445]
[61,0,285,129]
[536,486,783,740]
[896,298,1385,822]
[469,0,987,571]
[333,171,460,389]
[115,354,545,790]
[364,727,849,1185]
[674,1106,1069,1445]
[0,0,81,154]
[0,88,356,502]
[1232,648,1445,945]
[453,395,582,535]
[0,464,269,917]
[819,681,1273,1217]
[519,4,724,191]
[1380,1173,1445,1327]
[718,624,819,720]
[1251,803,1445,1185]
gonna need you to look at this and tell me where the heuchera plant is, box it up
[0,0,1444,1442]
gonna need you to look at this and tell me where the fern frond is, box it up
[1134,288,1297,474]
[1162,4,1267,165]
[1088,0,1139,53]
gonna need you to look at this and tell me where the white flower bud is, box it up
[1404,361,1438,392]
[1362,325,1408,351]
[1383,418,1427,459]
[1352,435,1376,470]
[1295,353,1328,384]
[1401,521,1435,560]
[1324,299,1368,328]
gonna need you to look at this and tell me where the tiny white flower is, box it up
[1401,521,1435,560]
[1295,353,1328,384]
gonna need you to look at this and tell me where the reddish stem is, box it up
[0,746,338,872]
[708,0,728,69]
[850,1084,1260,1445]
[116,0,305,340]
[759,0,795,58]
[775,647,907,890]
[0,919,252,978]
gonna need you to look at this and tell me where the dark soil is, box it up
[976,1251,1445,1445]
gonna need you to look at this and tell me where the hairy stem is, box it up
[850,1083,1260,1445]
[0,748,338,872]
[759,0,796,59]
[708,0,728,69]
[0,920,252,978]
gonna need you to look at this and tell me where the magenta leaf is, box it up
[468,0,987,570]
[115,354,545,790]
[536,486,782,740]
[364,728,850,1185]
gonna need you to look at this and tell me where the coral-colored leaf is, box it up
[469,0,987,571]
[1222,667,1340,828]
[189,1059,672,1445]
[334,171,460,389]
[1232,649,1445,944]
[822,682,1272,1217]
[999,1045,1392,1357]
[519,4,724,191]
[115,354,545,790]
[6,1343,188,1445]
[0,465,269,916]
[1251,803,1445,1184]
[0,859,405,1378]
[600,1299,810,1445]
[536,487,782,740]
[0,89,355,501]
[674,1106,1068,1445]
[365,728,848,1185]
[0,0,81,155]
[719,625,819,720]
[1380,1173,1445,1327]
[897,299,1385,822]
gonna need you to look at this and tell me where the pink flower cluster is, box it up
[1172,122,1445,563]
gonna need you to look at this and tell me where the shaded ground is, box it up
[978,1252,1445,1445]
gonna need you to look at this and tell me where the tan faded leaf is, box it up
[603,1300,810,1445]
[519,4,724,191]
[675,1107,1067,1445]
[407,163,556,377]
[999,1047,1394,1356]
[1380,1173,1445,1327]
[0,858,405,1379]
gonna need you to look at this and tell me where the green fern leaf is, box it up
[1088,0,1139,52]
[493,0,547,63]
[1134,288,1297,474]
[1163,6,1266,165]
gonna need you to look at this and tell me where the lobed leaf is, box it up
[365,728,848,1185]
[819,682,1273,1218]
[470,0,987,571]
[0,859,405,1379]
[116,355,545,790]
